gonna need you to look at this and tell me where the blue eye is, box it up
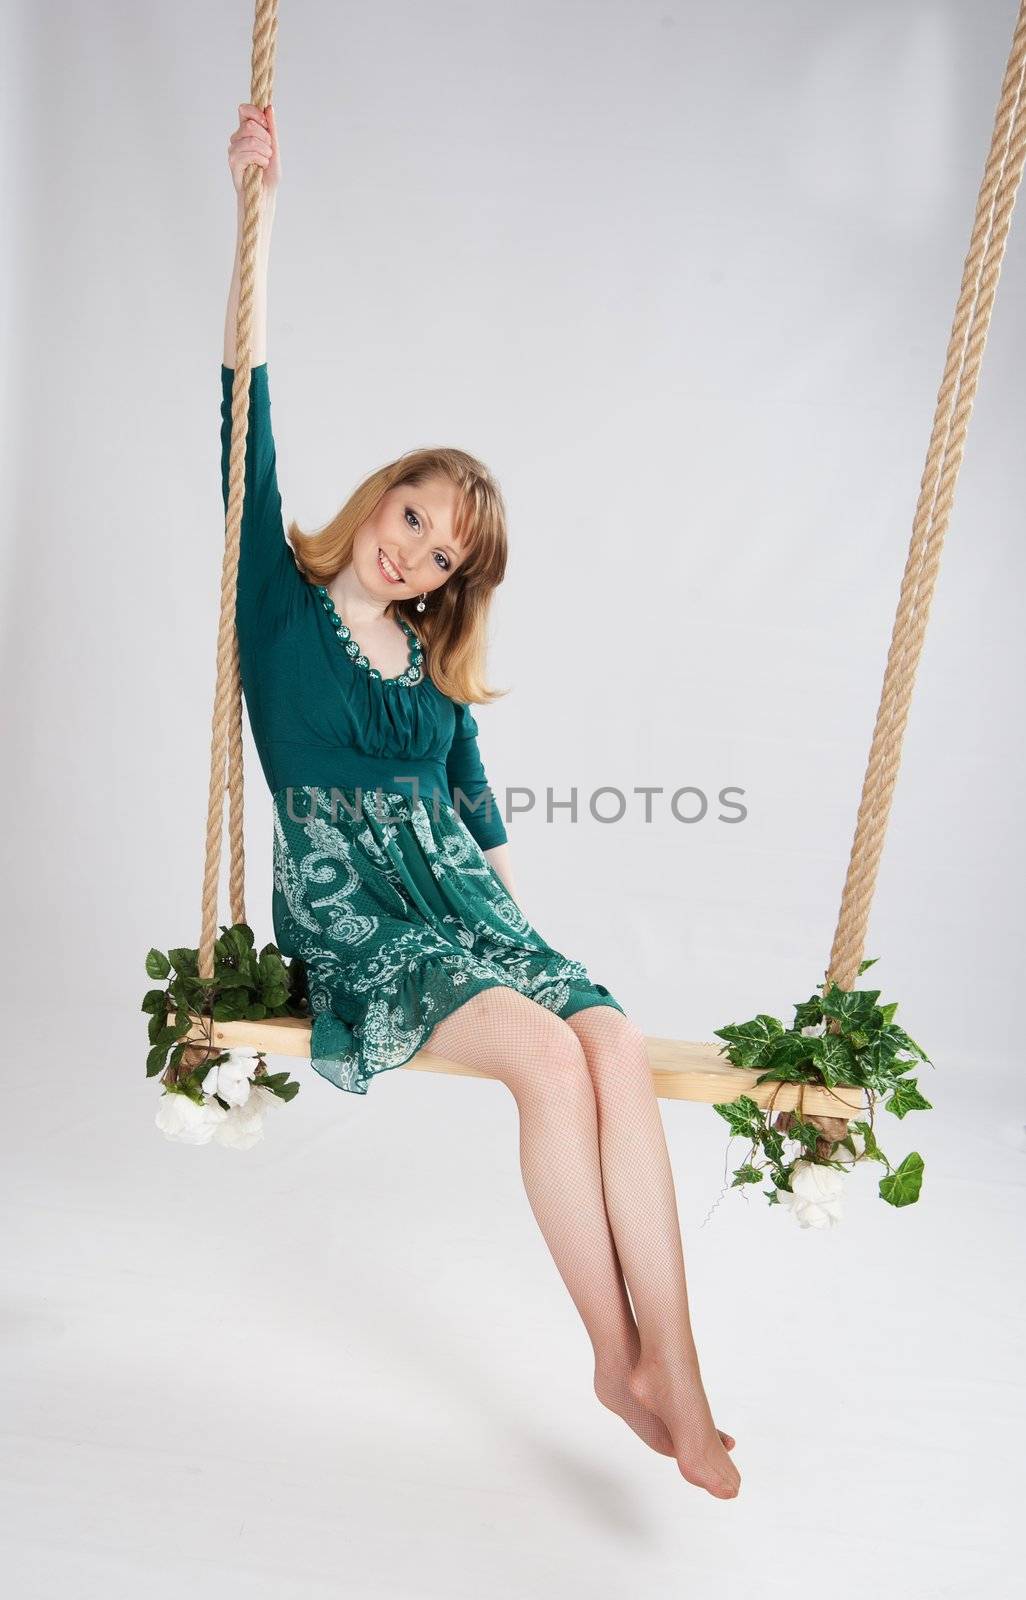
[405,506,451,570]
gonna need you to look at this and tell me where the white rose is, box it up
[212,1084,281,1150]
[831,1130,866,1167]
[201,1049,259,1107]
[800,1021,827,1037]
[155,1088,227,1145]
[778,1159,846,1228]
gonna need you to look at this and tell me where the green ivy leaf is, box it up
[714,1015,790,1071]
[792,995,825,1030]
[859,1024,909,1073]
[754,1061,806,1084]
[761,1127,786,1165]
[715,1014,785,1045]
[776,1032,826,1067]
[821,983,881,1030]
[731,1163,764,1187]
[817,1031,857,1087]
[884,1078,933,1119]
[851,1119,887,1164]
[788,1112,823,1153]
[887,1025,931,1064]
[711,1094,763,1137]
[879,1152,924,1207]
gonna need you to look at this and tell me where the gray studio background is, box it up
[2,3,1023,1597]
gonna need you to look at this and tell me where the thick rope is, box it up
[825,0,1026,994]
[198,0,279,983]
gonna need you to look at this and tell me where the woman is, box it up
[223,102,740,1501]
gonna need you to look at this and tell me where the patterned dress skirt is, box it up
[271,784,627,1095]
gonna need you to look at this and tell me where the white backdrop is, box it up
[1,4,1024,1594]
[3,0,1024,1059]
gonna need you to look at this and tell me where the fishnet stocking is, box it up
[422,988,740,1498]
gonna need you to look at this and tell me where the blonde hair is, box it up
[285,446,509,705]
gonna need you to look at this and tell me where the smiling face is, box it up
[352,474,467,604]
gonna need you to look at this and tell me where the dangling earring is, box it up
[416,592,427,612]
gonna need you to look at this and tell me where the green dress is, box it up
[221,363,626,1095]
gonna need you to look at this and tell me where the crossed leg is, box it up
[421,987,739,1498]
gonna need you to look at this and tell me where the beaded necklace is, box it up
[314,585,424,686]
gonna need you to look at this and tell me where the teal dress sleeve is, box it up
[446,701,508,851]
[220,362,306,635]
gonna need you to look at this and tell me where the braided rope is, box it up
[198,0,279,982]
[825,0,1026,994]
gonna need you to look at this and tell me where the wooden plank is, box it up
[183,1014,866,1116]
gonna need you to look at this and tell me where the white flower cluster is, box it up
[155,1049,281,1148]
[778,1133,866,1228]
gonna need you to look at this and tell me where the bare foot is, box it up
[627,1357,741,1498]
[594,1365,736,1461]
[594,1364,675,1455]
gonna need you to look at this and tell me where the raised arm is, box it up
[223,102,280,368]
[220,361,305,636]
[220,103,302,633]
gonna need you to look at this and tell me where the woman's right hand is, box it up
[227,102,281,197]
[223,104,278,364]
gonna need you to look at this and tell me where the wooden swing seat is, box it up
[183,1012,866,1114]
